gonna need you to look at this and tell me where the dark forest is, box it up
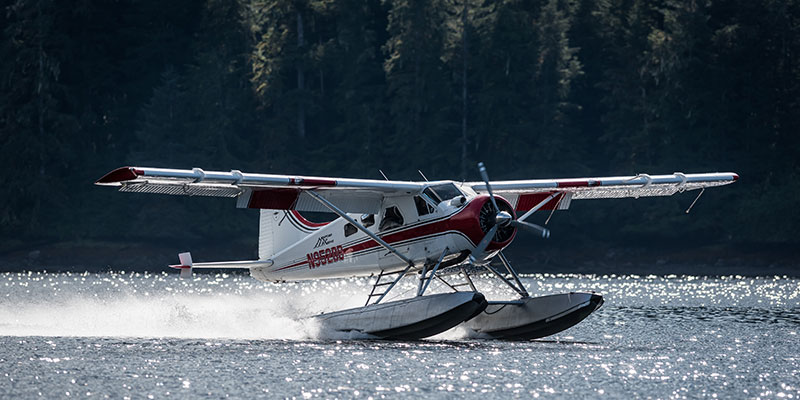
[1,0,798,270]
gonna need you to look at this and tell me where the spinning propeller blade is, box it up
[511,219,550,239]
[478,162,500,214]
[473,225,498,259]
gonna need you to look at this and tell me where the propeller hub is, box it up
[495,211,513,227]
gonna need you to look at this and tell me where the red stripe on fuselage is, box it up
[270,196,515,273]
[274,259,309,271]
[326,197,511,260]
[290,210,330,228]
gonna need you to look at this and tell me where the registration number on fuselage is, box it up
[307,245,345,269]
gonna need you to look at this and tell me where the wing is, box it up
[467,172,739,212]
[96,166,424,214]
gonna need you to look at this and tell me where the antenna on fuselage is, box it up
[418,170,429,182]
[379,170,389,181]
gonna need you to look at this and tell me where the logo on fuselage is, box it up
[314,234,334,249]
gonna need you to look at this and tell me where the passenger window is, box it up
[379,206,404,231]
[414,196,435,216]
[344,223,357,237]
[360,214,375,227]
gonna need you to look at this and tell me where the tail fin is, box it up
[258,210,327,260]
[170,252,193,278]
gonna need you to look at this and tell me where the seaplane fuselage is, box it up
[251,185,513,282]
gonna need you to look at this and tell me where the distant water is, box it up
[1,271,798,398]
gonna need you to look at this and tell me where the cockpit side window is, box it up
[414,195,435,216]
[423,188,442,204]
[427,183,463,202]
[379,206,404,231]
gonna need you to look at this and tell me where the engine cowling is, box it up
[448,195,517,253]
[478,196,516,243]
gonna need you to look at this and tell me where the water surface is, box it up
[1,272,798,398]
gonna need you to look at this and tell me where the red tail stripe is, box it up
[290,210,330,228]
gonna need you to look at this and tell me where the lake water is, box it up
[1,271,798,398]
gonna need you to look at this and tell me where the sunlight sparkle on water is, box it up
[0,271,798,398]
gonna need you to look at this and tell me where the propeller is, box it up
[478,162,501,215]
[471,224,499,262]
[511,219,550,239]
[470,162,550,264]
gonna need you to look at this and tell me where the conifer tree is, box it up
[323,0,389,175]
[383,0,451,176]
[0,0,77,235]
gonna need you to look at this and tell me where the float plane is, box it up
[96,163,738,339]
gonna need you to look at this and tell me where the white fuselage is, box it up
[250,185,509,282]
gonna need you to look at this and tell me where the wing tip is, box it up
[95,167,142,185]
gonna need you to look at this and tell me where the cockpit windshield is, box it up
[423,183,463,204]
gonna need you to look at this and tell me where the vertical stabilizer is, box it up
[177,252,193,278]
[258,210,275,260]
[258,209,323,260]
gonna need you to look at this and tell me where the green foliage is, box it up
[0,0,797,245]
[1,0,78,236]
[382,0,453,176]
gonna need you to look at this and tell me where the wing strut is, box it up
[685,187,705,214]
[498,252,529,298]
[306,190,414,267]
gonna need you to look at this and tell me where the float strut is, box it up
[498,252,529,298]
[418,248,448,296]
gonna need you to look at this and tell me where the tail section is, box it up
[168,252,193,278]
[169,251,273,277]
[258,210,327,260]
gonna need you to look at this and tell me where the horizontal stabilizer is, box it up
[169,251,273,277]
